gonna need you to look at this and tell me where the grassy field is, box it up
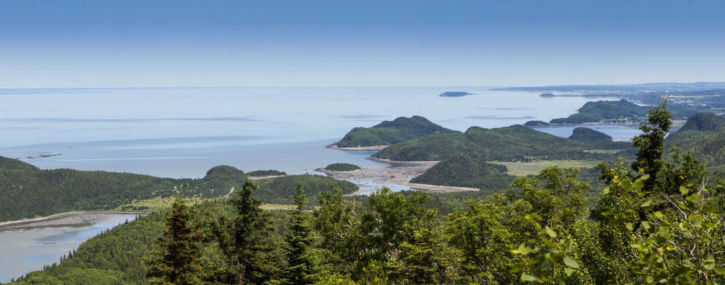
[583,149,623,154]
[114,196,297,212]
[259,204,297,211]
[490,160,599,176]
[113,196,210,212]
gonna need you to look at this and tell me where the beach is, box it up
[316,158,479,194]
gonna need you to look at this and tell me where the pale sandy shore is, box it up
[326,144,389,151]
[0,211,147,231]
[248,174,287,180]
[316,158,479,195]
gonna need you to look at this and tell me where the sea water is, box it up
[0,213,141,283]
[0,87,642,281]
[0,87,639,178]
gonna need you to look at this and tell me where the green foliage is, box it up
[631,102,672,191]
[447,167,591,283]
[221,180,285,284]
[569,127,613,143]
[255,174,358,206]
[550,99,648,124]
[324,163,361,171]
[12,104,725,284]
[13,212,166,284]
[247,169,287,177]
[334,115,457,147]
[523,120,550,127]
[283,184,318,285]
[374,124,630,161]
[665,113,725,180]
[410,153,514,190]
[0,156,38,171]
[146,196,203,284]
[676,113,725,132]
[0,160,355,222]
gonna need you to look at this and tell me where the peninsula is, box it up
[330,115,458,148]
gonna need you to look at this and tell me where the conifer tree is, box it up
[223,179,280,284]
[631,101,672,191]
[284,183,318,285]
[147,195,202,285]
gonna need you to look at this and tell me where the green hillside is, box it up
[0,157,357,222]
[550,99,648,124]
[665,113,725,174]
[411,153,514,190]
[324,163,361,171]
[550,99,702,124]
[373,125,630,161]
[333,115,458,147]
[568,127,613,143]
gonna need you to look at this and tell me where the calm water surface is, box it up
[0,87,642,280]
[0,213,140,283]
[0,87,639,178]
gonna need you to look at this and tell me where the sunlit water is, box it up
[0,87,640,178]
[0,87,643,281]
[0,213,141,283]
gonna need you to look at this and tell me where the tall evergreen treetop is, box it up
[631,101,672,191]
[284,183,318,285]
[147,195,202,285]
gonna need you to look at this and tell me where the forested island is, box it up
[373,124,632,162]
[0,159,356,222]
[439,91,473,97]
[330,115,457,148]
[324,163,361,171]
[11,104,725,284]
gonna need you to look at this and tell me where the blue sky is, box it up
[1,0,724,88]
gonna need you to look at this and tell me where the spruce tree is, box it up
[147,195,202,285]
[284,183,318,285]
[631,101,672,191]
[224,179,279,284]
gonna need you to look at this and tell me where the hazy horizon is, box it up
[3,0,725,88]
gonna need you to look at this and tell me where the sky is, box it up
[1,0,725,88]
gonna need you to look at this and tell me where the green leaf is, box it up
[564,268,575,277]
[633,179,645,190]
[602,187,610,195]
[625,222,633,231]
[512,244,532,255]
[679,186,689,195]
[563,256,580,269]
[641,200,652,208]
[641,221,650,230]
[545,226,557,238]
[520,273,539,282]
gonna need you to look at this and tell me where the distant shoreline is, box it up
[0,211,147,231]
[530,119,686,132]
[326,144,388,151]
[317,158,478,194]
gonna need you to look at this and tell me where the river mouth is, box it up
[0,212,144,283]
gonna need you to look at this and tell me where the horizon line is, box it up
[2,80,725,90]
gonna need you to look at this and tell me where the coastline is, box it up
[316,159,478,194]
[248,174,287,180]
[531,119,686,132]
[326,144,389,151]
[0,211,148,231]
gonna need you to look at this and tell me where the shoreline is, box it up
[326,144,389,151]
[0,211,148,231]
[316,159,479,194]
[530,119,687,129]
[248,174,287,180]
